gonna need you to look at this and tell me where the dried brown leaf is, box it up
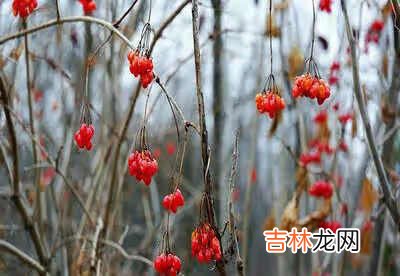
[265,14,281,37]
[9,43,24,61]
[297,199,332,231]
[263,210,276,231]
[280,195,299,231]
[288,46,304,79]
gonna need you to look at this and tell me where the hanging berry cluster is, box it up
[319,0,332,13]
[309,180,333,199]
[74,102,95,151]
[12,0,37,18]
[191,194,222,263]
[255,74,285,118]
[366,19,384,45]
[153,253,182,276]
[292,71,331,105]
[128,150,158,185]
[78,0,97,15]
[128,122,159,185]
[191,222,222,263]
[127,24,154,88]
[154,230,182,276]
[328,61,340,86]
[162,189,185,213]
[74,123,95,151]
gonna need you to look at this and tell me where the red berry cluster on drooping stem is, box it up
[127,125,159,186]
[154,231,182,276]
[74,65,95,151]
[127,23,154,89]
[12,0,38,18]
[191,193,223,264]
[292,59,331,105]
[293,0,331,105]
[255,74,286,119]
[255,0,286,119]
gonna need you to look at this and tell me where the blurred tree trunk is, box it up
[210,0,225,223]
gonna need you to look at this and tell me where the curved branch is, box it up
[0,239,46,274]
[0,16,135,49]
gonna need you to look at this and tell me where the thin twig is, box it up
[227,131,243,276]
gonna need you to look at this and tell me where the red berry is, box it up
[12,0,37,18]
[78,0,96,15]
[319,0,332,13]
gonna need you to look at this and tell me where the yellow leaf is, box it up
[359,179,378,215]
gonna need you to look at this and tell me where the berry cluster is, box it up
[338,140,348,152]
[79,0,96,15]
[300,151,321,167]
[308,180,333,199]
[162,189,185,213]
[313,110,328,125]
[128,150,158,185]
[255,92,286,118]
[292,74,331,105]
[338,112,353,124]
[127,51,154,88]
[319,0,332,13]
[319,220,342,233]
[12,0,37,18]
[314,141,334,155]
[74,124,95,151]
[328,61,340,86]
[366,19,384,44]
[153,253,181,276]
[191,223,222,263]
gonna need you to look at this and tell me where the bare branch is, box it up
[0,239,46,274]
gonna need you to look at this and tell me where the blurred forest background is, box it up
[0,0,400,275]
